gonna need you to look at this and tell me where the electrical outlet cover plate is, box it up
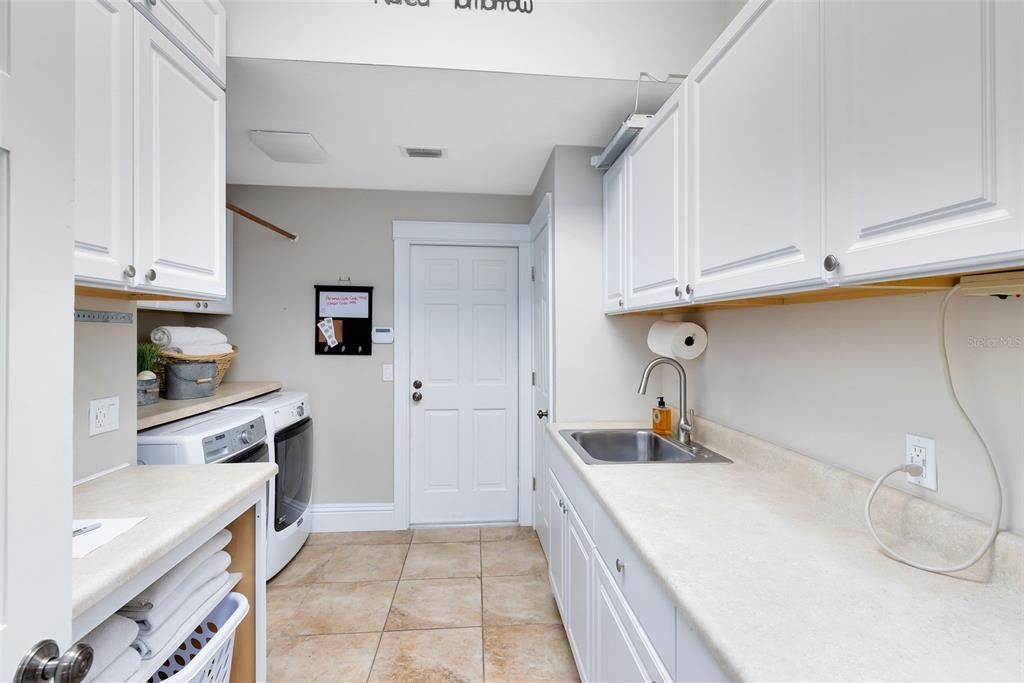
[906,433,936,491]
[89,396,119,436]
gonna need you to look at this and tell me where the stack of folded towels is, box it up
[76,530,239,682]
[150,326,233,356]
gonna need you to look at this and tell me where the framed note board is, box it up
[314,285,373,355]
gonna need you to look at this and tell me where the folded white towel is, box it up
[150,326,227,348]
[120,530,230,614]
[132,572,238,660]
[137,551,231,631]
[83,647,141,683]
[77,615,139,678]
[162,343,234,356]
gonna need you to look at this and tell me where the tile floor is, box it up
[266,527,580,682]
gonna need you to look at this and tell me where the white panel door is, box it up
[602,156,627,313]
[689,0,824,301]
[592,558,650,683]
[73,0,135,287]
[410,245,519,524]
[823,0,1024,281]
[565,504,592,680]
[134,13,226,298]
[626,91,687,309]
[131,0,226,86]
[531,206,553,551]
[0,0,76,676]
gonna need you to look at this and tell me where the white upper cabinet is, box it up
[688,0,824,302]
[822,0,1024,282]
[602,156,627,313]
[625,88,688,309]
[134,13,226,297]
[131,0,226,87]
[74,0,135,286]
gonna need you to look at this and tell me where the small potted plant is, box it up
[137,342,162,406]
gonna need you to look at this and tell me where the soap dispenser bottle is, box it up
[652,396,673,437]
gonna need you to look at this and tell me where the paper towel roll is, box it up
[647,321,708,360]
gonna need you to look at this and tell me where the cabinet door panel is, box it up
[74,0,134,286]
[593,557,650,683]
[626,96,685,309]
[824,0,1023,280]
[690,0,824,300]
[547,471,566,612]
[565,506,591,679]
[134,14,225,297]
[602,158,626,313]
[132,0,226,86]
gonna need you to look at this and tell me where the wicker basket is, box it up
[156,344,238,391]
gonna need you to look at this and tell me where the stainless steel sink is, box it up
[560,429,732,465]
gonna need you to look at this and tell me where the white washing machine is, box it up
[137,409,269,465]
[223,391,312,578]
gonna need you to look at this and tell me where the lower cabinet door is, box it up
[564,505,592,679]
[547,471,567,612]
[593,557,651,683]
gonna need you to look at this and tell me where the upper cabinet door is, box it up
[602,157,627,313]
[823,0,1024,282]
[74,0,135,287]
[134,14,226,298]
[132,0,226,87]
[689,0,824,302]
[625,90,688,309]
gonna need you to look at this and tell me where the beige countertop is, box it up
[548,419,1024,681]
[137,381,282,431]
[72,463,277,618]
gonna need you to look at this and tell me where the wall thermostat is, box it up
[371,326,395,344]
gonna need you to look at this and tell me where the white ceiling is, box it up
[226,58,679,195]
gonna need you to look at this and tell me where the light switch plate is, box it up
[906,433,936,491]
[89,396,119,436]
[382,364,394,382]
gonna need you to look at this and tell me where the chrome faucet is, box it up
[637,357,694,445]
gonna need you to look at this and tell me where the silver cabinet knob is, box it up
[823,254,840,272]
[536,410,549,419]
[411,391,423,402]
[685,283,693,296]
[674,285,682,297]
[195,302,202,309]
[618,298,623,307]
[615,558,625,573]
[202,302,209,308]
[123,264,136,279]
[145,268,157,282]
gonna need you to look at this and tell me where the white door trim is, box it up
[393,221,533,530]
[529,194,554,421]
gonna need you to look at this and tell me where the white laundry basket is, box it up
[147,592,249,683]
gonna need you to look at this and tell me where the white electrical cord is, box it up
[864,284,1004,574]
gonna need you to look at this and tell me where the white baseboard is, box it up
[308,503,398,533]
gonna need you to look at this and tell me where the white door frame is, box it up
[530,194,554,421]
[393,221,533,529]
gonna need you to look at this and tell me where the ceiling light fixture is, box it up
[591,72,685,170]
[248,130,328,164]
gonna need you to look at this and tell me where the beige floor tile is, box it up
[320,544,409,582]
[306,530,413,546]
[481,537,547,577]
[386,578,481,631]
[412,527,481,543]
[483,624,579,682]
[402,542,481,579]
[481,526,537,542]
[290,581,396,635]
[267,585,311,643]
[369,627,483,683]
[270,545,335,587]
[483,575,560,626]
[268,633,379,683]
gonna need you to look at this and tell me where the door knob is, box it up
[536,410,549,419]
[16,640,93,683]
[413,379,423,389]
[411,391,422,402]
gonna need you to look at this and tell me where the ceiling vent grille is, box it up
[402,146,447,159]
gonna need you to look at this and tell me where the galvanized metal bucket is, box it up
[137,378,160,406]
[163,361,217,400]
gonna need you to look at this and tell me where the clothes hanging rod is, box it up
[226,202,298,241]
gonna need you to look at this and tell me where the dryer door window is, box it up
[275,417,312,531]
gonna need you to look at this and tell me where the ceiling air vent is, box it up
[401,146,447,159]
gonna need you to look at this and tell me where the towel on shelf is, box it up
[83,647,142,683]
[150,326,227,348]
[136,551,231,631]
[120,530,231,614]
[161,343,234,356]
[77,615,139,678]
[132,572,239,660]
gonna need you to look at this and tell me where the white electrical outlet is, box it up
[89,396,120,436]
[906,433,936,491]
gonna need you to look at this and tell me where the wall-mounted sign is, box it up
[373,0,533,13]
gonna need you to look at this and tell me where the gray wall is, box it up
[214,185,533,504]
[685,293,1024,532]
[533,146,662,422]
[73,296,138,481]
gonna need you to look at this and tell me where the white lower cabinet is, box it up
[565,503,592,678]
[548,472,568,612]
[593,558,651,683]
